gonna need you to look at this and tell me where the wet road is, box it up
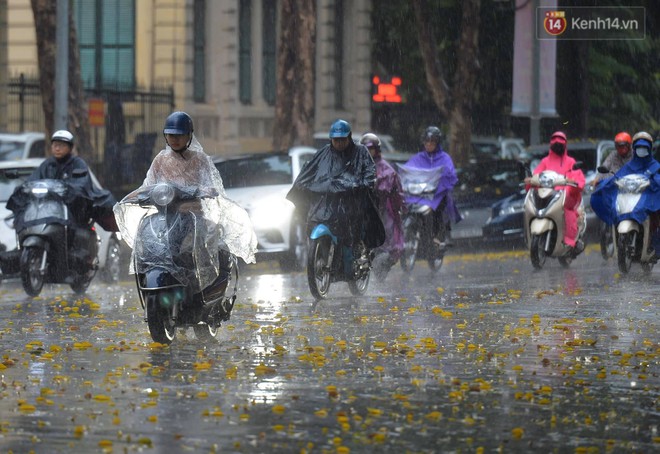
[0,245,658,453]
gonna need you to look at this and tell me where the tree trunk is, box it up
[273,0,316,151]
[411,0,450,120]
[447,0,481,169]
[31,0,94,161]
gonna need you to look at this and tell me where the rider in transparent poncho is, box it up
[113,112,257,292]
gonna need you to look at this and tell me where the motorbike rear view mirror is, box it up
[72,169,88,178]
[4,169,20,180]
[597,166,610,174]
[572,161,584,171]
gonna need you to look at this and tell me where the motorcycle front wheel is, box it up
[400,223,419,272]
[348,267,370,296]
[20,247,45,297]
[145,292,177,344]
[530,233,547,269]
[307,237,332,300]
[617,232,635,274]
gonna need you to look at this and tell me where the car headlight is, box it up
[500,200,524,216]
[250,197,294,229]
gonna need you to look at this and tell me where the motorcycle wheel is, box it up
[146,292,177,344]
[558,255,572,268]
[193,323,218,342]
[616,232,634,274]
[101,236,122,283]
[348,267,370,296]
[530,234,547,269]
[641,262,654,273]
[599,224,614,260]
[400,224,419,272]
[70,271,95,295]
[20,247,45,297]
[307,237,332,300]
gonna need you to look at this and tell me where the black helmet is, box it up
[164,111,194,135]
[422,126,442,144]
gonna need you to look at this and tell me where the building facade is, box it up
[1,0,373,156]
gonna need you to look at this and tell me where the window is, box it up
[333,0,344,109]
[262,0,277,105]
[193,0,206,102]
[215,155,292,189]
[239,0,252,104]
[74,0,136,90]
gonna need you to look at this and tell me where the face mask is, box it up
[634,146,650,158]
[550,142,565,155]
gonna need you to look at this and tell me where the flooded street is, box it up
[0,245,658,453]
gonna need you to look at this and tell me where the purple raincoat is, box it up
[373,156,405,261]
[403,146,462,223]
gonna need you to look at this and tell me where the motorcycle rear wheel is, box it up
[530,234,547,269]
[599,223,614,260]
[193,323,218,342]
[146,293,177,344]
[307,238,332,300]
[616,232,634,274]
[71,269,96,294]
[20,247,44,297]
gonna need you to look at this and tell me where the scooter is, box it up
[524,170,587,269]
[397,164,446,272]
[593,167,615,260]
[7,174,98,296]
[306,223,371,300]
[612,173,656,273]
[117,183,238,344]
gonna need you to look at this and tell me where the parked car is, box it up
[214,146,317,271]
[470,136,526,163]
[482,140,615,245]
[0,131,47,161]
[0,158,123,283]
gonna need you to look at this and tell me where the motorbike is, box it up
[306,223,371,300]
[611,173,656,273]
[397,163,445,272]
[117,183,238,344]
[593,167,615,260]
[6,173,98,297]
[524,170,587,269]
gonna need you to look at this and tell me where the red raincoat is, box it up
[528,150,585,247]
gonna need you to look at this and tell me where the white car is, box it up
[214,146,317,271]
[0,131,47,161]
[0,158,122,283]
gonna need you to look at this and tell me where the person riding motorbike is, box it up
[113,111,257,290]
[590,131,660,258]
[7,129,118,269]
[402,126,461,249]
[359,132,404,270]
[524,131,586,254]
[593,131,632,185]
[285,119,385,264]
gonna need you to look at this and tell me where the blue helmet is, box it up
[164,111,194,135]
[329,119,351,138]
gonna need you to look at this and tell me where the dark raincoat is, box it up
[404,146,462,223]
[286,141,386,249]
[590,153,660,226]
[7,154,118,232]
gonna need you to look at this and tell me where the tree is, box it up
[31,0,93,160]
[411,0,481,168]
[272,0,316,151]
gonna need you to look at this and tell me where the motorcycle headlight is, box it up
[406,183,426,195]
[151,184,175,206]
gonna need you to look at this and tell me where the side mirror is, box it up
[4,169,20,180]
[597,166,609,174]
[72,168,88,178]
[572,161,584,171]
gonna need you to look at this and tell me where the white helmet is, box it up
[51,129,74,146]
[360,132,381,148]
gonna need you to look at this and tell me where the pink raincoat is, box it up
[373,156,405,261]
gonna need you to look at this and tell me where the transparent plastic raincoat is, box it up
[113,137,257,291]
